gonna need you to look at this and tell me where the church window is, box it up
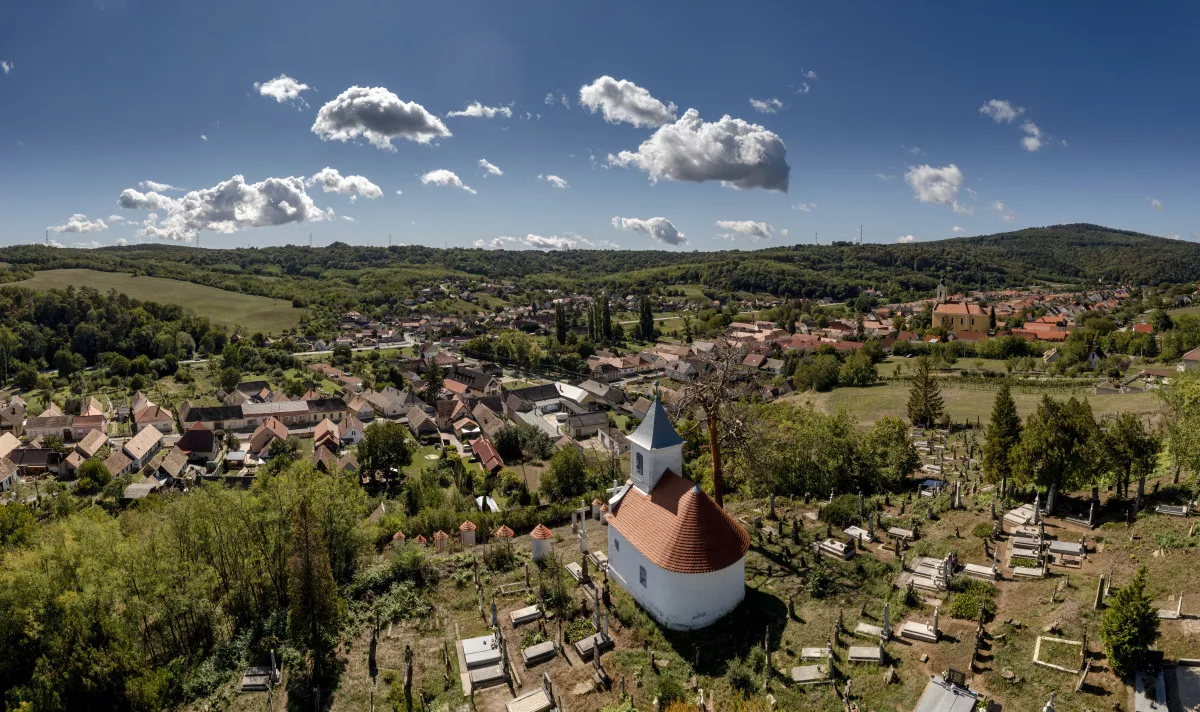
[635,452,643,476]
[639,565,647,587]
[614,538,619,552]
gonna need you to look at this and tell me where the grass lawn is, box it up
[785,380,1163,425]
[16,268,305,334]
[1167,304,1200,319]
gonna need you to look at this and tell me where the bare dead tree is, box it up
[675,341,756,508]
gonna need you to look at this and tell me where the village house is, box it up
[561,410,609,439]
[242,400,310,428]
[0,456,18,491]
[249,417,289,455]
[934,302,990,334]
[25,414,72,441]
[0,432,19,460]
[605,393,750,630]
[0,397,26,436]
[407,406,440,442]
[597,426,631,457]
[176,422,219,462]
[1182,345,1200,371]
[180,403,247,432]
[470,436,504,474]
[340,416,366,446]
[104,449,133,477]
[361,387,410,418]
[124,425,164,470]
[133,403,174,434]
[64,429,108,475]
[70,414,108,441]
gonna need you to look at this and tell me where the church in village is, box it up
[604,392,750,630]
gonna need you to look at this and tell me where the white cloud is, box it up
[979,99,1025,123]
[780,228,789,237]
[115,238,128,246]
[47,239,65,248]
[749,97,784,114]
[795,82,810,94]
[801,69,818,79]
[70,240,103,249]
[447,102,513,119]
[1020,122,1044,152]
[117,173,329,242]
[544,93,555,106]
[1149,197,1164,211]
[478,159,503,177]
[991,200,1016,221]
[538,174,568,189]
[307,167,383,199]
[578,76,676,128]
[902,144,924,155]
[876,173,896,182]
[341,215,356,222]
[200,134,208,141]
[49,214,107,234]
[394,189,403,196]
[1,61,12,75]
[715,220,774,241]
[791,202,815,212]
[139,180,181,192]
[897,235,916,243]
[420,169,475,194]
[486,234,590,250]
[611,216,686,246]
[610,109,790,192]
[107,214,126,223]
[904,164,969,214]
[253,74,312,108]
[312,86,451,150]
[952,225,965,234]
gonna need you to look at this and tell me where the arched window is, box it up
[635,452,643,475]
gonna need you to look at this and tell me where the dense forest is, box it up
[2,224,1198,311]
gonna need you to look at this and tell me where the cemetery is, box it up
[285,412,1200,712]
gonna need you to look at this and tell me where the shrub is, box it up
[946,577,997,621]
[971,522,993,540]
[726,656,758,695]
[563,619,596,644]
[656,676,685,706]
[819,494,861,527]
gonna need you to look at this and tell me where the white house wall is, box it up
[607,526,745,630]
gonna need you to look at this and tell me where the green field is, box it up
[787,380,1163,425]
[17,269,305,334]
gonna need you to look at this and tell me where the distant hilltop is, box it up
[0,224,1197,304]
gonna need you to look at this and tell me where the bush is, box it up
[819,494,861,527]
[563,619,596,644]
[805,560,834,599]
[726,656,758,695]
[946,577,997,621]
[656,676,686,705]
[971,522,993,540]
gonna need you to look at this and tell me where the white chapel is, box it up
[604,392,750,630]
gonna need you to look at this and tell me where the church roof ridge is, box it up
[627,391,684,451]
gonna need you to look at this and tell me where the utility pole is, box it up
[388,233,392,247]
[309,233,313,248]
[44,229,48,246]
[859,224,863,245]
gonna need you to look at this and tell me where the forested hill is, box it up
[1,223,1196,307]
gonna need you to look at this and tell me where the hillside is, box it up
[1,224,1196,308]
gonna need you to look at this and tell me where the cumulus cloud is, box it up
[254,74,312,108]
[610,109,789,192]
[420,169,475,194]
[71,240,103,249]
[979,99,1024,123]
[952,225,965,234]
[544,92,571,108]
[897,235,916,243]
[1,61,12,75]
[801,69,818,79]
[341,215,356,222]
[876,173,896,182]
[791,202,815,212]
[307,167,383,199]
[795,82,810,94]
[47,239,65,248]
[578,76,676,128]
[611,216,686,246]
[478,159,502,177]
[395,189,403,196]
[485,234,590,250]
[1149,197,1164,211]
[117,173,329,242]
[904,164,969,214]
[312,86,451,150]
[903,144,924,155]
[446,102,512,119]
[200,134,208,141]
[749,97,784,114]
[715,220,774,241]
[108,214,126,223]
[538,174,568,189]
[115,238,128,246]
[1020,122,1044,151]
[991,200,1016,221]
[49,214,107,234]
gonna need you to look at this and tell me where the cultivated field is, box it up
[16,268,305,334]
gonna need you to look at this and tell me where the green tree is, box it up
[681,316,694,344]
[288,495,344,665]
[1158,371,1200,482]
[539,445,592,501]
[1012,395,1104,493]
[1104,412,1159,498]
[793,354,841,392]
[906,356,944,427]
[982,382,1021,487]
[838,351,878,387]
[637,297,655,342]
[357,421,415,481]
[1099,566,1159,678]
[865,416,919,491]
[219,366,241,393]
[553,303,569,344]
[75,458,112,493]
[422,363,444,403]
[493,424,523,462]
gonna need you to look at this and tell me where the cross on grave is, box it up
[769,493,776,520]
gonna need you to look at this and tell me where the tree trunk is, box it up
[708,411,724,508]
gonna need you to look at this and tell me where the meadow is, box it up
[16,268,305,334]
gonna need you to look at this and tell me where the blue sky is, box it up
[1,0,1197,250]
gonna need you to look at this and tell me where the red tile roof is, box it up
[531,523,553,540]
[934,302,986,316]
[494,524,515,538]
[606,470,749,574]
[459,520,477,532]
[433,530,450,541]
[393,531,406,541]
